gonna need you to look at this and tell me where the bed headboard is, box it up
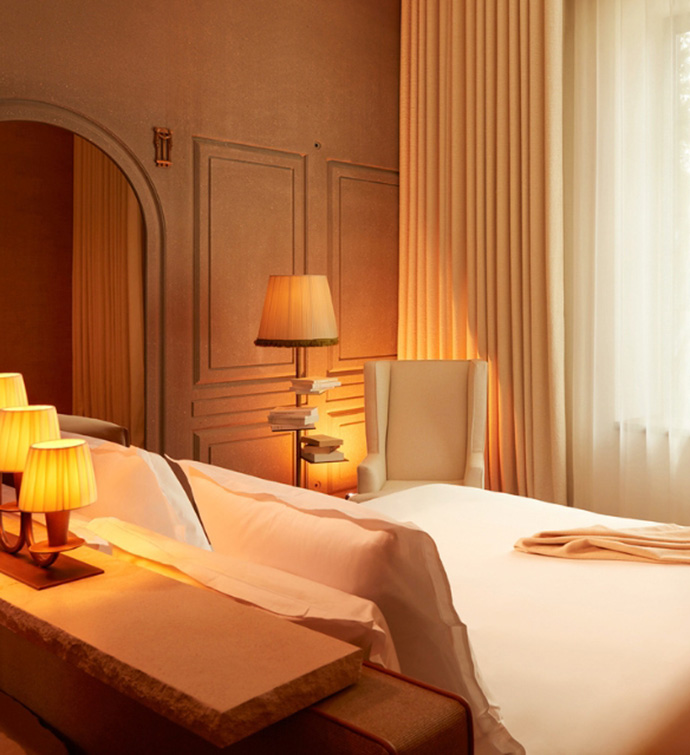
[57,414,130,447]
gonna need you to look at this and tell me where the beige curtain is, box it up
[72,136,145,447]
[399,0,566,503]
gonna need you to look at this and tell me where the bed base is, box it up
[0,624,471,755]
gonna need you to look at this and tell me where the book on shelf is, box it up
[290,376,342,394]
[291,376,340,387]
[301,449,345,463]
[268,407,318,424]
[301,433,343,448]
[300,444,340,455]
[269,406,318,419]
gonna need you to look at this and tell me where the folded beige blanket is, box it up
[514,524,690,563]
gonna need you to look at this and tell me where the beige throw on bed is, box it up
[514,524,690,563]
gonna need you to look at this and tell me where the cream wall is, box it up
[0,0,400,494]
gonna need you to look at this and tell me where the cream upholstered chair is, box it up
[352,360,488,502]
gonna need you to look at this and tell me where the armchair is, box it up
[353,360,488,502]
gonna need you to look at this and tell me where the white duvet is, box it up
[365,484,690,755]
[42,433,690,753]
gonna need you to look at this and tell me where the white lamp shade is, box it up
[0,373,28,409]
[255,275,338,347]
[0,405,61,473]
[19,439,97,513]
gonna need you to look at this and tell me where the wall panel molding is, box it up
[327,161,399,374]
[194,137,306,386]
[194,425,294,485]
[191,149,399,494]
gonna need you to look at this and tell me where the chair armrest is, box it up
[357,453,386,494]
[463,452,485,489]
[58,413,131,447]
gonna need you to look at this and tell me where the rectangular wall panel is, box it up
[194,138,306,385]
[328,161,399,371]
[317,161,399,494]
[194,426,294,486]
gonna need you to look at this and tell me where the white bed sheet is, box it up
[365,484,690,755]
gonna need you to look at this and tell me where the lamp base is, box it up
[0,549,103,590]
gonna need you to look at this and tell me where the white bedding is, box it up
[48,439,519,754]
[39,432,690,753]
[365,484,690,755]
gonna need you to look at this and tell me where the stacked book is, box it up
[290,376,342,395]
[301,433,345,463]
[268,406,318,431]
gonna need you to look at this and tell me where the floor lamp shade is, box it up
[19,439,97,514]
[255,275,338,347]
[0,373,28,409]
[0,405,61,473]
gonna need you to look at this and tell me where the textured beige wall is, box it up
[0,0,400,492]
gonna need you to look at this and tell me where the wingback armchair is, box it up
[353,359,488,502]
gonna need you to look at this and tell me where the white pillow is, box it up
[66,439,210,550]
[179,461,521,755]
[189,474,393,598]
[82,516,397,669]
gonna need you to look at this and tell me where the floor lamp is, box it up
[255,275,338,487]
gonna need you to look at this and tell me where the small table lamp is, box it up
[19,439,97,565]
[0,410,102,586]
[0,405,61,488]
[0,405,61,554]
[0,372,29,511]
[255,275,338,486]
[0,373,28,410]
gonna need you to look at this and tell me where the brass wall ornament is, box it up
[153,127,172,167]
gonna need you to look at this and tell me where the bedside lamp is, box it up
[0,409,102,586]
[0,405,60,554]
[0,373,28,410]
[255,275,338,486]
[0,372,29,510]
[20,439,97,567]
[0,405,61,490]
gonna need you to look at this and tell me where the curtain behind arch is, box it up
[72,136,145,446]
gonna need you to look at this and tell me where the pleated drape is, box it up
[399,0,566,503]
[72,136,145,447]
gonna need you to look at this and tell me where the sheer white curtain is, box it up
[567,0,690,523]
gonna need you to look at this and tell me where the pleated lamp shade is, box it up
[19,439,97,513]
[0,405,61,473]
[0,373,28,409]
[255,275,338,347]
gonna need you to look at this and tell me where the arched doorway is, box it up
[0,100,163,450]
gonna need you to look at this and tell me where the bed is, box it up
[365,486,690,755]
[17,429,690,755]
